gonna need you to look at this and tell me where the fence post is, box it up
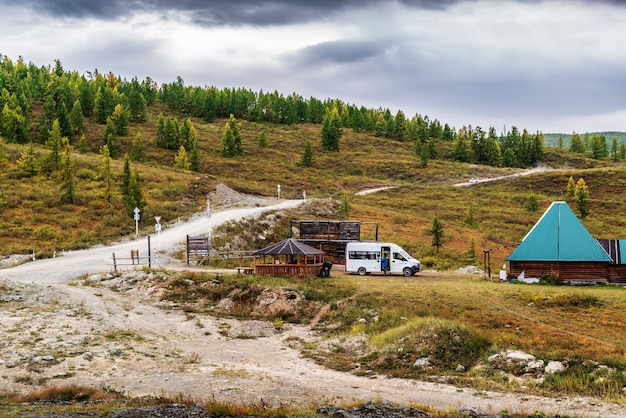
[148,235,152,268]
[112,253,117,272]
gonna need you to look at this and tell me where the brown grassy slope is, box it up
[2,99,626,270]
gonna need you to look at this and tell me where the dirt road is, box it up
[2,196,626,416]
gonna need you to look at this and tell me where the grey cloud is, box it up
[1,0,469,25]
[287,40,386,67]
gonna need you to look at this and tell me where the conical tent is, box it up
[506,201,611,262]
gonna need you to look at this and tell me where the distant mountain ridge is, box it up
[543,131,626,147]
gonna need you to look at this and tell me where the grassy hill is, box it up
[2,97,626,273]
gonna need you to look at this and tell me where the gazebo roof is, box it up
[253,238,325,256]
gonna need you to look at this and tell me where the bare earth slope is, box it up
[1,197,626,417]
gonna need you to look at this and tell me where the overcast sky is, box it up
[1,0,625,133]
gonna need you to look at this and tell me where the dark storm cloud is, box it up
[2,0,467,25]
[288,40,386,67]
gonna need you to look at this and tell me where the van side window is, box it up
[393,252,407,261]
[348,251,379,260]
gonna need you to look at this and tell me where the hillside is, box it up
[1,58,626,272]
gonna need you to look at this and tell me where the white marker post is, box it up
[303,190,306,200]
[277,184,281,200]
[154,216,162,253]
[133,207,141,237]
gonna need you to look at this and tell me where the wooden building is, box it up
[290,220,378,264]
[506,202,626,283]
[253,238,327,277]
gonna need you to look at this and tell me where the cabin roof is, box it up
[253,238,326,256]
[506,201,611,262]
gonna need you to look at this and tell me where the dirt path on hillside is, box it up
[453,166,554,187]
[2,192,626,416]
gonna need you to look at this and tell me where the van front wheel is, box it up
[403,268,412,277]
[357,267,367,276]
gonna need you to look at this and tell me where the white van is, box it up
[345,242,421,276]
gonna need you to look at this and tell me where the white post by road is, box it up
[133,207,141,237]
[277,184,281,200]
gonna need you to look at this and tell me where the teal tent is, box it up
[506,201,611,262]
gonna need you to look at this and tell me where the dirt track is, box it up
[2,194,626,416]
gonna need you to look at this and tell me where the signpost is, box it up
[133,207,140,237]
[277,184,281,200]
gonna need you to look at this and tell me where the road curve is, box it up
[0,199,304,284]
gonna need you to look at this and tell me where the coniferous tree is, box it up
[121,154,131,198]
[321,105,342,151]
[128,90,147,122]
[619,144,626,160]
[525,190,540,212]
[464,204,477,228]
[69,99,85,136]
[78,78,95,117]
[575,178,589,219]
[17,142,40,177]
[44,119,63,172]
[228,114,243,155]
[103,116,118,158]
[569,132,584,153]
[2,103,28,143]
[429,216,444,253]
[221,123,237,157]
[125,168,146,218]
[110,104,129,136]
[566,176,576,199]
[453,136,470,162]
[558,134,564,149]
[258,130,268,147]
[59,138,76,204]
[188,133,200,171]
[78,134,88,154]
[99,145,113,205]
[174,146,190,170]
[300,140,314,167]
[155,113,166,148]
[57,101,72,138]
[611,137,618,161]
[502,148,517,167]
[130,132,146,162]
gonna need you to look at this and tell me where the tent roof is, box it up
[506,201,611,262]
[253,238,326,256]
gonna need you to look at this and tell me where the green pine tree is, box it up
[99,145,113,205]
[59,138,76,204]
[300,140,314,167]
[130,132,146,162]
[125,168,146,218]
[174,146,190,170]
[464,204,478,228]
[78,134,88,154]
[429,216,444,253]
[44,119,63,172]
[321,105,342,151]
[525,190,540,212]
[17,142,40,177]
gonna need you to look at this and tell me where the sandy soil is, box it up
[1,191,625,416]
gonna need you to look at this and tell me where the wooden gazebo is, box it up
[253,238,326,276]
